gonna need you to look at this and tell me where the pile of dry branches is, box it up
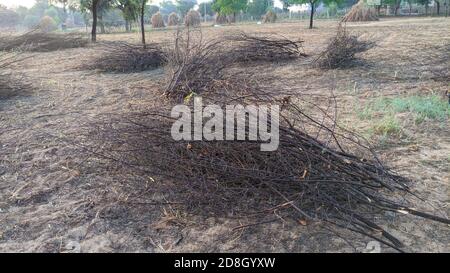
[0,52,31,100]
[314,25,375,69]
[224,33,306,63]
[87,76,449,251]
[0,29,89,52]
[83,42,166,73]
[164,30,306,100]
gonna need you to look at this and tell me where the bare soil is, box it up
[0,17,449,253]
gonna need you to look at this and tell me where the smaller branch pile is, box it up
[164,29,306,100]
[0,52,31,100]
[84,42,166,73]
[314,25,375,69]
[0,29,89,52]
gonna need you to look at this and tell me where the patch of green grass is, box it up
[357,94,450,123]
[371,114,402,136]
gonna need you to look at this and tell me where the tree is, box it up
[79,0,101,42]
[176,0,197,16]
[49,0,70,20]
[416,0,431,15]
[97,0,113,33]
[279,0,291,12]
[115,0,140,31]
[145,4,159,19]
[199,2,214,17]
[139,0,148,47]
[160,0,177,14]
[247,0,273,18]
[0,5,20,28]
[289,0,340,29]
[212,0,248,21]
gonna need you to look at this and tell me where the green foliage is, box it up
[176,0,197,16]
[212,0,248,15]
[116,0,140,21]
[0,5,20,27]
[44,6,61,24]
[247,0,273,18]
[198,2,214,17]
[371,114,401,136]
[160,0,178,14]
[23,14,41,28]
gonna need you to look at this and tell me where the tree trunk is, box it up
[140,0,146,47]
[394,0,400,15]
[91,0,98,42]
[436,1,440,15]
[98,14,105,34]
[409,2,412,15]
[309,1,315,29]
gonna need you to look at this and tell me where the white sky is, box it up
[0,0,307,12]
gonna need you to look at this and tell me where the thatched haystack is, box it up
[215,13,228,24]
[342,0,378,22]
[38,15,57,32]
[0,30,89,52]
[168,12,179,26]
[262,10,277,23]
[184,9,201,27]
[151,12,165,28]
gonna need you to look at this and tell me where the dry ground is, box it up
[0,17,449,252]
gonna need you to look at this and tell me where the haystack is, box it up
[151,12,165,28]
[168,12,179,26]
[262,10,277,23]
[184,9,201,27]
[342,0,378,22]
[38,15,57,32]
[215,13,228,24]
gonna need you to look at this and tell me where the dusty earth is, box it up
[0,17,449,252]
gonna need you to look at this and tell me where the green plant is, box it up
[372,114,401,136]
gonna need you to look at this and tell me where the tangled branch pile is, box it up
[83,42,166,73]
[224,33,306,63]
[314,25,375,69]
[164,30,306,100]
[0,52,31,100]
[342,0,378,22]
[0,29,89,52]
[151,12,165,28]
[90,75,449,251]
